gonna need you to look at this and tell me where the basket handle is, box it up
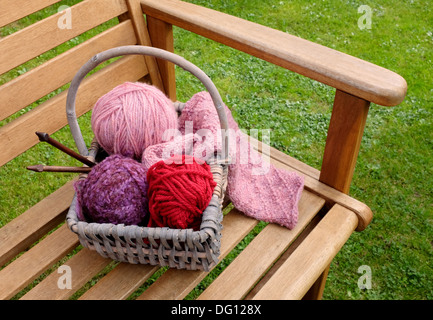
[66,45,229,160]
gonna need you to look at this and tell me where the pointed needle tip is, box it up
[27,165,44,172]
[35,131,49,142]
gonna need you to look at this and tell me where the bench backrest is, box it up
[0,0,163,170]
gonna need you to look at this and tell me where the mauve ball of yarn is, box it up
[146,155,216,231]
[74,154,149,226]
[91,82,178,161]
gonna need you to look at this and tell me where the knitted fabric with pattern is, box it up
[142,92,304,229]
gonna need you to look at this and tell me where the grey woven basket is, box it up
[65,46,229,271]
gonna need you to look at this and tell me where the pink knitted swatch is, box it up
[142,92,304,229]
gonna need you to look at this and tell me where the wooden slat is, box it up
[251,204,358,300]
[0,0,128,75]
[147,15,177,101]
[244,213,323,299]
[20,248,111,300]
[0,0,61,28]
[78,263,159,300]
[136,209,259,300]
[0,180,75,267]
[303,262,330,300]
[197,191,325,300]
[320,90,370,193]
[297,172,371,232]
[0,54,148,167]
[124,0,164,91]
[0,224,79,300]
[0,20,137,121]
[141,0,407,106]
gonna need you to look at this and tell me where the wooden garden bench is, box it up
[0,0,406,300]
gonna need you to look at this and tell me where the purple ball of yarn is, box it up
[74,154,149,226]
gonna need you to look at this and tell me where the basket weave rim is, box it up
[66,160,227,241]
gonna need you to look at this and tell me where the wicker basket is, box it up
[65,46,229,271]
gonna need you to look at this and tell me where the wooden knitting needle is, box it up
[35,131,95,167]
[27,164,92,173]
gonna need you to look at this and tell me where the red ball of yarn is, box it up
[146,154,216,231]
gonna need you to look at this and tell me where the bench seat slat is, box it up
[0,20,137,121]
[20,248,110,300]
[0,180,75,267]
[0,224,79,300]
[252,204,358,300]
[78,263,159,300]
[135,209,259,300]
[197,191,325,300]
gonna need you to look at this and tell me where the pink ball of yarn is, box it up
[91,82,178,161]
[74,154,149,226]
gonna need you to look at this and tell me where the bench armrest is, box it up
[141,0,407,106]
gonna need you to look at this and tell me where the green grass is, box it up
[1,0,432,300]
